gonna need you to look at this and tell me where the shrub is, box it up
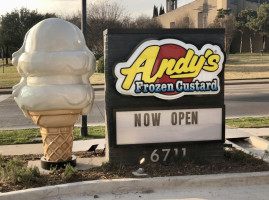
[94,53,103,60]
[0,158,40,185]
[62,163,78,181]
[0,154,3,166]
[97,56,104,73]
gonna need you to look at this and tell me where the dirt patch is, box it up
[1,148,269,193]
[225,72,269,80]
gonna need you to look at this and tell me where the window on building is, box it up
[198,12,203,28]
[170,22,176,28]
[231,0,238,5]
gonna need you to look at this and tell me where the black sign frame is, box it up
[104,28,226,164]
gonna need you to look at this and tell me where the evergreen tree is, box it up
[159,5,165,15]
[251,3,269,51]
[217,8,231,19]
[236,9,257,53]
[0,8,55,64]
[153,5,159,18]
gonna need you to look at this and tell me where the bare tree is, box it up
[65,2,163,55]
[65,11,81,28]
[86,1,132,55]
[208,13,236,55]
[132,15,162,29]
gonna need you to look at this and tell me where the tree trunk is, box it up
[250,32,253,54]
[263,35,267,52]
[5,46,8,65]
[240,31,243,53]
[225,35,228,53]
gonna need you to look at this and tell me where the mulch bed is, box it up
[1,148,269,193]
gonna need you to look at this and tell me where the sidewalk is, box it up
[1,128,269,199]
[0,127,268,156]
[0,139,105,155]
[1,172,269,200]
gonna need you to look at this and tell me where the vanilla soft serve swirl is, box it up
[12,18,95,117]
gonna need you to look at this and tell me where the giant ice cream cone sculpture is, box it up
[12,18,95,164]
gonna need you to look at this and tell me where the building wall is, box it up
[157,0,260,29]
[157,0,219,28]
[157,0,265,52]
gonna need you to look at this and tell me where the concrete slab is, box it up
[76,157,107,170]
[0,94,11,103]
[0,139,105,155]
[225,128,251,139]
[241,128,269,137]
[28,157,107,174]
[0,143,43,155]
[248,136,269,150]
[72,139,105,152]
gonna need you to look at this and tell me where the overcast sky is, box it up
[0,0,195,18]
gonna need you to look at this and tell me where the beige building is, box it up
[158,0,260,28]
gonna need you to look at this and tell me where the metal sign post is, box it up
[81,0,88,137]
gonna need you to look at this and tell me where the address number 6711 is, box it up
[150,148,186,162]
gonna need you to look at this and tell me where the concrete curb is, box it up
[1,171,269,200]
[249,136,269,151]
[225,81,269,85]
[1,79,269,94]
[225,79,269,85]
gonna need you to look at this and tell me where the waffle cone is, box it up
[28,109,82,162]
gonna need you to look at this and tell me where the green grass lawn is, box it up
[1,117,268,145]
[0,65,21,88]
[1,53,269,88]
[226,53,269,80]
[226,117,269,128]
[0,65,105,89]
[0,126,105,145]
[90,73,105,85]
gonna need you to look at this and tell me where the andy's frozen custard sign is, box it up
[105,30,225,164]
[115,39,224,100]
[112,39,225,146]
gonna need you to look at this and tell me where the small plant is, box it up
[62,164,78,181]
[0,158,40,185]
[262,150,269,160]
[97,56,104,73]
[101,162,111,169]
[49,166,58,175]
[18,167,40,185]
[0,154,4,166]
[101,162,124,172]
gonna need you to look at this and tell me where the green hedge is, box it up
[97,56,104,73]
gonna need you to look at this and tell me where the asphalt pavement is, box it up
[225,82,269,118]
[0,85,105,130]
[0,79,269,130]
[1,79,269,199]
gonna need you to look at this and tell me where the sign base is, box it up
[40,155,76,170]
[106,142,224,165]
